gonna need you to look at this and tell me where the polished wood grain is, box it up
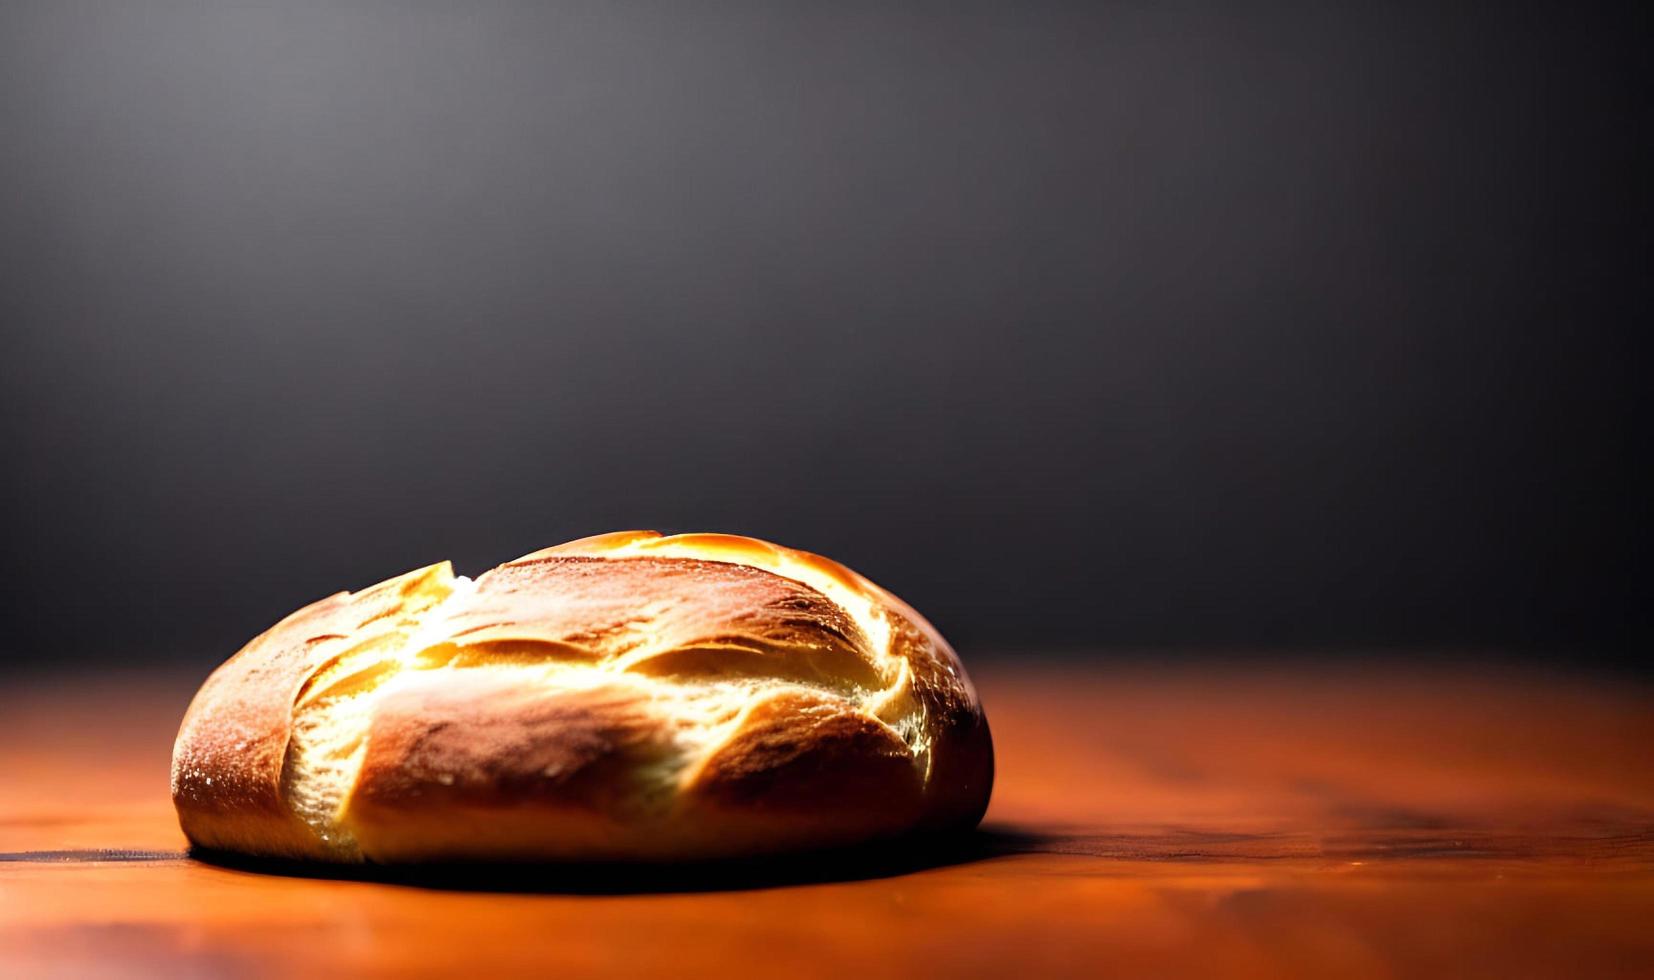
[3,660,1651,978]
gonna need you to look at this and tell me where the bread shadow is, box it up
[188,824,1057,894]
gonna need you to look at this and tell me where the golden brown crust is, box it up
[170,563,455,860]
[882,611,996,832]
[348,673,686,862]
[437,555,884,692]
[685,689,926,849]
[171,532,994,863]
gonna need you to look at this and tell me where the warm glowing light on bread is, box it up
[171,532,993,863]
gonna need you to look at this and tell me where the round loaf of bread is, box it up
[171,531,993,863]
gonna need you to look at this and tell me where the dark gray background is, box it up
[2,2,1645,673]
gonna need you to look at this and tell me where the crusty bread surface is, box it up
[171,531,993,863]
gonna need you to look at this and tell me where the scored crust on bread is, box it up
[171,532,993,862]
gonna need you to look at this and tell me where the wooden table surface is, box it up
[3,660,1651,979]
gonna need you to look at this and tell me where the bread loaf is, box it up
[170,531,993,862]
